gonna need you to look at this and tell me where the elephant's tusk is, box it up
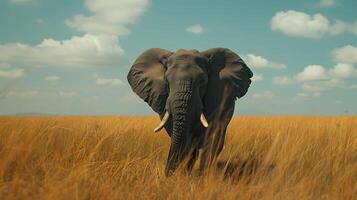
[200,113,209,128]
[154,111,170,132]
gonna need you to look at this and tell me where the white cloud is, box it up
[96,77,124,86]
[59,91,78,97]
[251,74,263,82]
[319,0,336,7]
[273,76,294,85]
[271,10,330,38]
[273,62,357,96]
[323,78,344,87]
[313,92,321,97]
[329,63,357,78]
[0,34,124,68]
[10,0,34,4]
[297,92,310,97]
[45,75,61,82]
[301,78,343,93]
[332,45,357,64]
[302,83,329,92]
[243,54,286,69]
[295,65,329,81]
[271,10,357,38]
[186,25,204,34]
[252,91,275,100]
[350,84,357,89]
[1,0,150,68]
[275,63,357,86]
[6,90,38,98]
[335,100,343,104]
[329,21,357,35]
[35,18,44,24]
[0,63,11,69]
[295,92,321,100]
[66,0,149,35]
[0,69,24,79]
[300,92,321,97]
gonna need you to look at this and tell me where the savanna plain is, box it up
[0,116,356,200]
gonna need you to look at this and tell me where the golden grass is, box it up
[0,116,356,200]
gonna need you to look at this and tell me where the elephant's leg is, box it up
[186,147,199,174]
[211,126,227,158]
[198,132,217,172]
[199,103,234,172]
[165,140,192,176]
[198,124,228,173]
[198,145,209,173]
[165,145,175,176]
[198,129,211,172]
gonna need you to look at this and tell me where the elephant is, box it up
[127,48,253,176]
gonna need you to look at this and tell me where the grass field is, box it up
[0,116,356,200]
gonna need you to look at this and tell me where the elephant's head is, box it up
[127,48,253,175]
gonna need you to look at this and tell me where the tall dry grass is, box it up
[0,116,356,200]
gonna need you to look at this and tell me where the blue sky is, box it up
[0,0,356,115]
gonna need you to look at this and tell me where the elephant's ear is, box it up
[202,48,253,116]
[127,48,172,114]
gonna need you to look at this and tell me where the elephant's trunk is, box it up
[165,81,192,176]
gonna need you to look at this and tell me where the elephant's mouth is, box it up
[153,111,208,133]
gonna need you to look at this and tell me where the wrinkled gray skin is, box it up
[127,48,253,176]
